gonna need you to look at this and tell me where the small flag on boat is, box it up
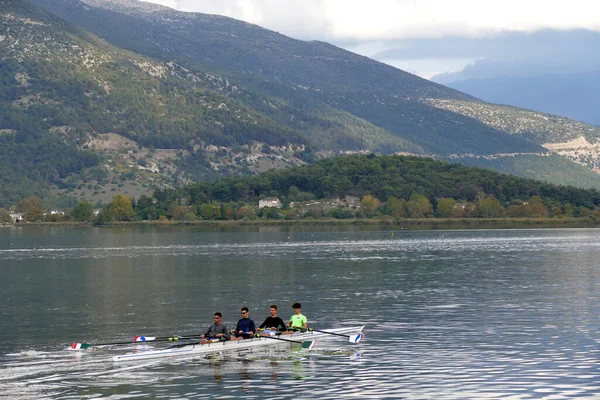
[71,342,93,350]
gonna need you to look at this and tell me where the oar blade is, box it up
[348,333,362,344]
[301,340,316,349]
[134,336,156,342]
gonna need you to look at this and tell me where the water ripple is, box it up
[3,229,600,398]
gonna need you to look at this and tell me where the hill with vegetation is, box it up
[8,155,599,224]
[2,0,600,210]
[29,0,543,156]
[174,154,600,208]
[109,154,600,222]
[32,0,600,159]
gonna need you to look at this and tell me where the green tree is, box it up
[16,195,45,221]
[182,210,197,221]
[406,193,433,218]
[109,195,134,221]
[359,194,381,218]
[563,203,573,217]
[225,205,234,220]
[0,208,12,223]
[506,204,525,217]
[551,206,563,218]
[528,195,547,217]
[574,206,591,218]
[219,204,227,220]
[479,195,504,218]
[284,207,298,220]
[94,207,115,225]
[238,205,257,220]
[169,202,183,220]
[288,185,300,201]
[386,196,407,218]
[264,207,280,219]
[200,203,217,220]
[296,192,315,201]
[71,201,93,221]
[437,198,456,218]
[329,207,354,219]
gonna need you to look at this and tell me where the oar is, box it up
[71,335,199,350]
[133,334,201,342]
[257,334,316,349]
[309,328,363,343]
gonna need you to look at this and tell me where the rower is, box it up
[286,302,308,333]
[258,304,287,335]
[200,312,231,344]
[232,307,256,340]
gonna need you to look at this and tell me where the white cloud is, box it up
[142,0,600,79]
[153,0,333,40]
[146,0,600,41]
[382,57,481,80]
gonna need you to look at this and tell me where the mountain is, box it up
[3,0,404,206]
[0,0,286,206]
[443,70,600,127]
[431,30,600,127]
[2,0,600,208]
[29,0,537,157]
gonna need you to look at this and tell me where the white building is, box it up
[258,198,282,209]
[9,212,23,222]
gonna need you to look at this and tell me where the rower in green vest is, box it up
[286,302,308,332]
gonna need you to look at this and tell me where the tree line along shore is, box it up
[2,155,600,226]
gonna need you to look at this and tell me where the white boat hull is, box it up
[113,326,364,362]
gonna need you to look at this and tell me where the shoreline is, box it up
[4,217,598,230]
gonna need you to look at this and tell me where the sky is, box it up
[144,0,600,80]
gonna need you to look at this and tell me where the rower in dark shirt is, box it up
[200,312,231,344]
[259,304,287,334]
[232,307,256,340]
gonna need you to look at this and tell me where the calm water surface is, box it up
[1,226,600,399]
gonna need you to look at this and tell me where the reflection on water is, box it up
[2,227,600,398]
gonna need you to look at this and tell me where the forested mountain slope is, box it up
[32,1,600,151]
[2,0,600,208]
[31,0,544,157]
[0,0,419,206]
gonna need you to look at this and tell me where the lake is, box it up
[1,226,600,399]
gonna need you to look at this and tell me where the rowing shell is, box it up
[113,326,364,362]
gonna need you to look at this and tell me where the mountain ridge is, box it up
[2,0,600,208]
[31,0,543,157]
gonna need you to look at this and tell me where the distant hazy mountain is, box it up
[3,0,600,208]
[431,30,600,126]
[443,70,600,127]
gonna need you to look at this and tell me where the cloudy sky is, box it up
[144,0,600,80]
